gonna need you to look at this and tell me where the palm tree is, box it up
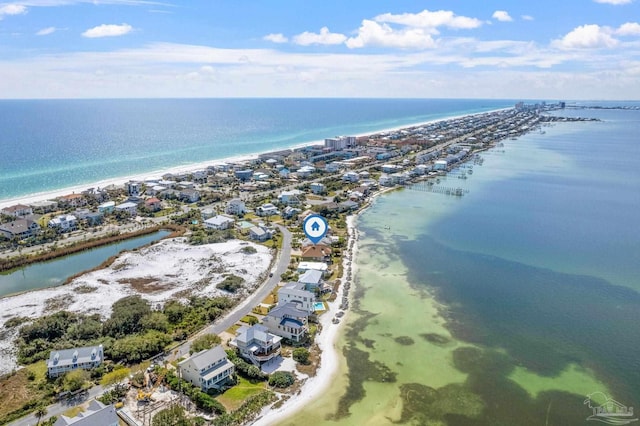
[34,404,47,425]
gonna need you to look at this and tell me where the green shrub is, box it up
[292,348,310,364]
[268,371,295,388]
[216,275,245,293]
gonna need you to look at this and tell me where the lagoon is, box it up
[282,107,640,425]
[0,230,170,298]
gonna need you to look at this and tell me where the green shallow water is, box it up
[280,108,640,425]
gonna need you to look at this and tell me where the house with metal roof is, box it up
[204,215,235,230]
[54,400,118,426]
[229,324,282,366]
[298,269,324,291]
[47,345,104,378]
[278,282,315,314]
[262,302,309,343]
[178,345,235,391]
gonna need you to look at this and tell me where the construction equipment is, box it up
[136,369,166,402]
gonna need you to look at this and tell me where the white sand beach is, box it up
[253,214,359,426]
[0,238,272,376]
[0,108,508,211]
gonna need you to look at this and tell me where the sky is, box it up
[0,0,639,99]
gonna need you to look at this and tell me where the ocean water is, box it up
[0,98,512,201]
[282,106,640,425]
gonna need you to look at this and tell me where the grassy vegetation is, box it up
[0,224,185,273]
[216,377,267,411]
[62,406,85,418]
[0,367,53,424]
[240,315,259,325]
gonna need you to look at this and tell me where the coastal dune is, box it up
[0,238,271,376]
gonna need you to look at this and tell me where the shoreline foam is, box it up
[0,108,509,210]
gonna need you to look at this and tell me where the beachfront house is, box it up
[0,219,40,240]
[261,302,309,343]
[204,215,235,230]
[300,244,332,262]
[298,269,324,292]
[229,324,282,366]
[57,193,87,208]
[1,204,33,218]
[48,214,78,232]
[30,200,58,213]
[54,400,118,426]
[47,345,104,378]
[297,261,329,274]
[278,282,316,314]
[178,345,235,391]
[126,181,141,197]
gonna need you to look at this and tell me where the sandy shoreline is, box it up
[0,108,509,210]
[253,214,359,426]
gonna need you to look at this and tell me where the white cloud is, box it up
[374,9,483,33]
[293,27,346,46]
[553,24,619,49]
[593,0,633,4]
[346,19,436,49]
[36,26,57,36]
[263,33,288,43]
[492,11,513,22]
[616,22,640,35]
[522,15,534,21]
[82,23,133,38]
[0,3,27,19]
[0,40,639,99]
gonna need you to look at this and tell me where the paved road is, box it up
[9,225,292,425]
[9,385,105,426]
[168,224,292,360]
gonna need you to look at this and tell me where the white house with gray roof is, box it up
[298,269,324,291]
[204,215,235,230]
[178,345,235,391]
[229,324,282,366]
[47,345,104,378]
[54,400,118,426]
[278,282,315,314]
[262,302,309,342]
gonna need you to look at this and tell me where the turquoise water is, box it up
[0,230,170,297]
[0,98,513,200]
[288,106,640,425]
[314,301,325,311]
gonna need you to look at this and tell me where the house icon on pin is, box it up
[311,221,320,232]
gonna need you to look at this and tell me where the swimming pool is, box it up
[313,301,325,311]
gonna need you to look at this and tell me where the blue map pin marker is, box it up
[303,214,328,245]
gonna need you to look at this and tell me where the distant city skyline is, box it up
[0,0,639,99]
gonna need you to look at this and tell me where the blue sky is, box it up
[0,0,639,99]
